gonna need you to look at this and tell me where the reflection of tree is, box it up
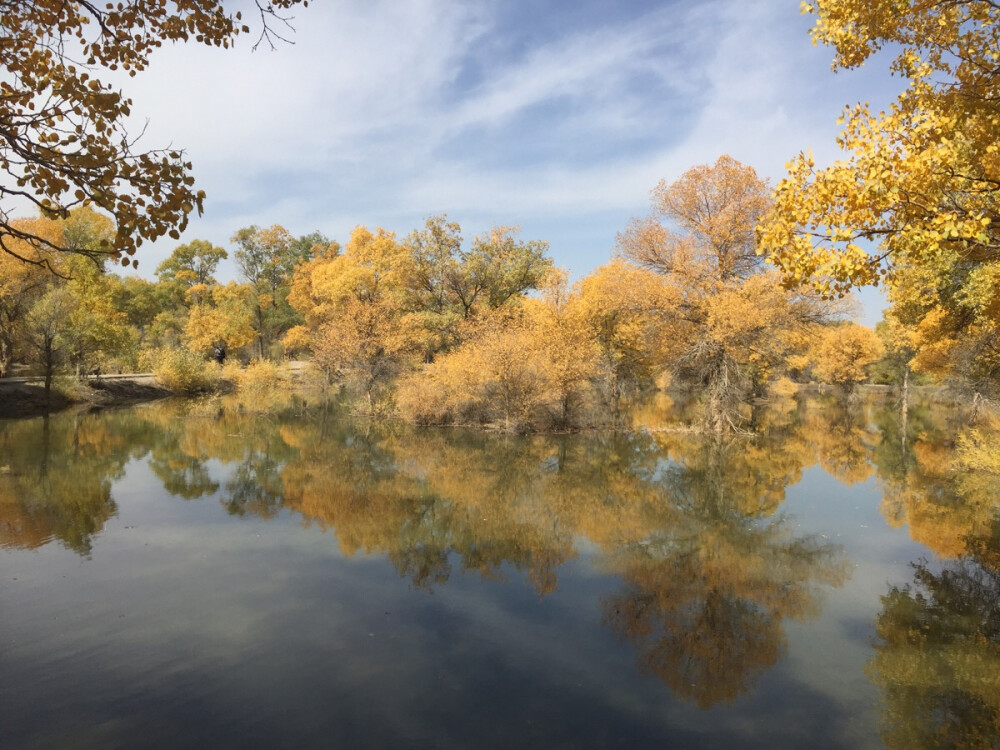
[799,396,877,485]
[0,412,156,554]
[148,453,219,499]
[223,441,288,519]
[141,399,296,516]
[280,422,578,593]
[868,517,1000,749]
[601,436,849,708]
[873,398,998,558]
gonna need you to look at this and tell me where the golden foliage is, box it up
[811,322,884,388]
[183,282,257,357]
[0,1,307,266]
[152,347,223,393]
[759,1,1000,390]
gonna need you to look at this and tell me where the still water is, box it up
[1,392,997,748]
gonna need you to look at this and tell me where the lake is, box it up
[1,391,998,748]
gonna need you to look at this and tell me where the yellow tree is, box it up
[566,259,674,424]
[758,1,1000,392]
[12,212,129,383]
[184,282,257,361]
[0,1,308,268]
[396,303,587,431]
[290,226,416,409]
[525,271,601,425]
[811,322,884,392]
[619,156,833,431]
[0,218,61,376]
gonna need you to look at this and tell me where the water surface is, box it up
[1,393,997,748]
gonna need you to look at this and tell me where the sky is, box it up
[117,0,904,324]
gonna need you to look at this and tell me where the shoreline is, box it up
[0,377,173,420]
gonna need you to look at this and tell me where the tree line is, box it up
[2,0,997,432]
[1,155,901,431]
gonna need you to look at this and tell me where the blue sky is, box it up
[121,0,904,324]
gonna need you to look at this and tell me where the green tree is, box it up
[24,287,77,399]
[231,224,309,357]
[155,239,228,296]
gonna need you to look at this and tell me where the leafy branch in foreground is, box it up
[0,0,308,268]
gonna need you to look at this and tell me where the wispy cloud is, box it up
[104,0,897,326]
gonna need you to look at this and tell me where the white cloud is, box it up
[97,0,897,326]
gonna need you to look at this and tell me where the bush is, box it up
[769,376,799,399]
[152,347,222,393]
[224,359,287,395]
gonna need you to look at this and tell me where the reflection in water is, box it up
[873,397,999,559]
[600,436,849,707]
[869,517,1000,749]
[0,413,154,553]
[2,389,997,719]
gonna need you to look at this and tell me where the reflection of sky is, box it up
[0,419,939,748]
[76,0,900,322]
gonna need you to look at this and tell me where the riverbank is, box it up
[0,377,172,419]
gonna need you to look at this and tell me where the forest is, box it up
[0,152,985,434]
[0,0,998,435]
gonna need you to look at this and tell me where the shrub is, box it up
[225,359,287,396]
[152,347,222,393]
[769,376,799,399]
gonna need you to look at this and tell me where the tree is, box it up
[232,224,315,357]
[155,240,228,295]
[0,219,60,376]
[567,260,672,423]
[0,1,308,268]
[184,282,257,362]
[290,225,416,409]
[62,260,131,375]
[811,322,884,393]
[24,287,77,399]
[401,214,466,358]
[622,155,771,282]
[758,1,1000,391]
[619,156,835,431]
[232,225,298,293]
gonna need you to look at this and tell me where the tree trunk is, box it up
[43,338,53,405]
[900,365,910,451]
[0,337,10,378]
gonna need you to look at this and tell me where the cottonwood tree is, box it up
[758,1,1000,393]
[232,224,324,357]
[0,219,61,376]
[155,240,228,295]
[400,217,553,360]
[290,226,416,409]
[0,1,308,268]
[619,155,832,431]
[810,322,884,394]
